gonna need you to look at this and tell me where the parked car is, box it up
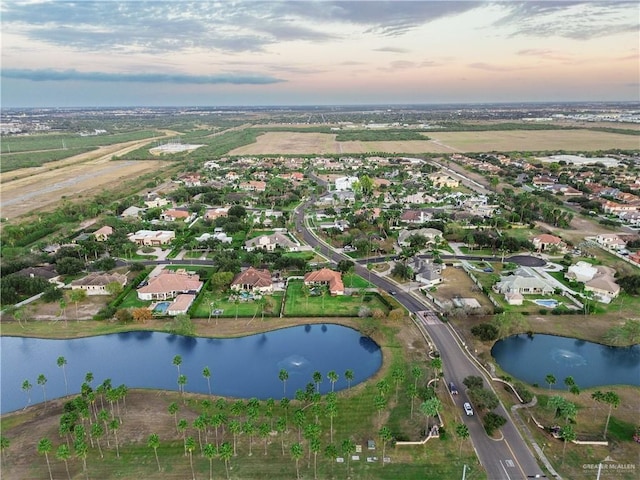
[463,402,474,416]
[389,290,397,295]
[449,382,458,395]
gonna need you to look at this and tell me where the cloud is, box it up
[1,68,286,85]
[374,46,411,53]
[468,62,525,72]
[495,1,639,40]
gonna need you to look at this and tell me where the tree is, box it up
[73,436,89,479]
[38,438,54,480]
[341,438,356,475]
[55,443,72,480]
[36,374,48,405]
[290,442,304,479]
[69,289,87,322]
[374,394,387,420]
[186,436,197,480]
[168,401,179,431]
[545,374,556,390]
[391,366,405,402]
[344,369,354,390]
[91,422,105,459]
[327,370,339,392]
[57,356,69,395]
[22,379,33,406]
[420,398,442,436]
[173,355,183,376]
[312,371,322,393]
[430,357,442,382]
[204,442,216,480]
[601,391,620,440]
[147,433,162,472]
[105,281,123,297]
[455,423,470,458]
[229,420,241,456]
[379,426,392,466]
[279,369,289,396]
[0,435,9,468]
[178,374,188,400]
[132,306,152,323]
[59,298,68,327]
[110,418,120,458]
[178,418,189,456]
[203,366,212,395]
[559,424,576,464]
[219,441,233,479]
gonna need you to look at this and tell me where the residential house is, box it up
[304,268,344,296]
[137,270,203,301]
[602,201,638,215]
[401,192,436,205]
[585,276,620,304]
[595,233,627,251]
[239,180,266,192]
[161,208,192,222]
[428,172,459,189]
[70,272,127,296]
[16,265,60,283]
[179,173,202,187]
[128,230,175,246]
[493,268,554,300]
[144,193,169,209]
[565,261,598,283]
[205,207,229,221]
[120,205,146,218]
[532,175,557,187]
[93,225,114,241]
[335,176,358,191]
[397,228,443,247]
[400,209,432,224]
[231,267,274,294]
[166,294,197,316]
[195,232,232,244]
[245,232,298,252]
[410,258,443,287]
[531,234,566,252]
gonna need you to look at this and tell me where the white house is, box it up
[335,176,358,191]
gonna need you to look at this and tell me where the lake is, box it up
[0,324,382,414]
[491,334,640,389]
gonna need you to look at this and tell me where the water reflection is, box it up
[1,324,381,414]
[492,334,640,389]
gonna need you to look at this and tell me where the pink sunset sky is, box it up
[1,0,638,107]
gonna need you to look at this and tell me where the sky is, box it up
[1,0,639,107]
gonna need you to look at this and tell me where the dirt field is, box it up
[228,130,639,156]
[0,139,169,220]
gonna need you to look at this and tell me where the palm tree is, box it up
[378,426,392,466]
[55,443,72,480]
[559,424,576,464]
[194,415,207,454]
[279,369,289,396]
[178,419,188,456]
[204,442,216,480]
[407,383,418,418]
[325,394,338,444]
[69,289,87,322]
[327,370,339,392]
[545,373,557,390]
[109,418,120,458]
[91,422,104,458]
[420,398,442,436]
[178,374,188,401]
[85,372,94,386]
[411,365,422,390]
[219,441,233,479]
[148,433,162,472]
[57,356,68,395]
[229,420,241,456]
[602,391,620,440]
[374,394,387,421]
[243,420,256,456]
[455,423,470,458]
[203,366,212,395]
[430,357,442,382]
[37,374,48,406]
[38,438,54,480]
[290,442,304,479]
[256,422,270,456]
[376,378,390,397]
[312,371,322,393]
[168,402,179,431]
[324,443,338,473]
[344,369,354,389]
[280,397,290,424]
[73,436,89,480]
[0,435,9,468]
[173,355,183,376]
[341,438,356,475]
[185,436,197,480]
[391,366,405,402]
[59,298,68,327]
[22,379,33,406]
[276,417,287,456]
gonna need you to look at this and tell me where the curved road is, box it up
[292,198,548,480]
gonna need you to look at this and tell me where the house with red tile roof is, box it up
[531,234,566,252]
[304,268,344,296]
[137,270,203,301]
[93,225,113,241]
[231,267,273,293]
[161,209,191,222]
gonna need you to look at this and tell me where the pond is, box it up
[492,334,640,389]
[0,324,382,415]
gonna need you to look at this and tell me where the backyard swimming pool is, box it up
[533,299,559,308]
[153,301,171,313]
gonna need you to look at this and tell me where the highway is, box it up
[293,198,549,480]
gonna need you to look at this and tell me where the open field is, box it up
[229,129,640,155]
[0,139,169,219]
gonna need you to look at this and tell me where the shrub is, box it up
[471,323,499,341]
[513,382,534,403]
[483,412,507,435]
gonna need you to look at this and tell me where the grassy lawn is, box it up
[118,289,151,309]
[343,273,375,288]
[284,280,388,317]
[192,291,284,319]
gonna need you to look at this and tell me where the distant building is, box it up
[231,267,274,294]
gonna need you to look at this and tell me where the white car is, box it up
[463,402,474,416]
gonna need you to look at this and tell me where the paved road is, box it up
[292,198,549,480]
